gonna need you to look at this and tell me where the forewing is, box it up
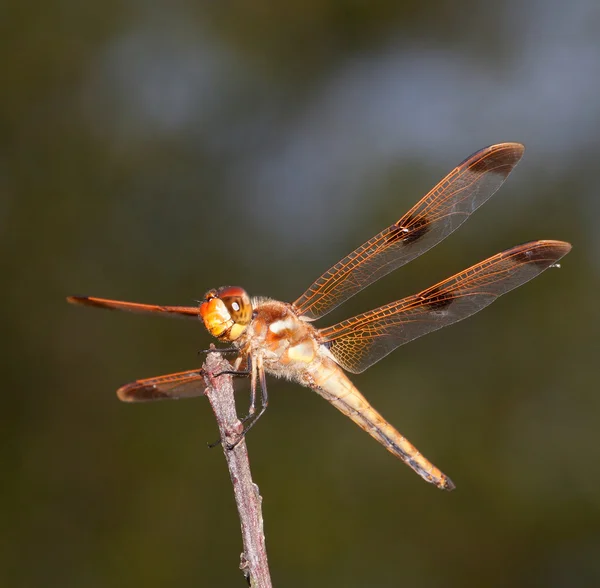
[293,143,525,320]
[117,369,207,402]
[67,296,201,318]
[320,240,571,373]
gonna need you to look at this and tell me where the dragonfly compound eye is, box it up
[218,286,253,326]
[199,287,246,340]
[199,286,252,340]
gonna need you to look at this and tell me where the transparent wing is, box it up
[320,240,571,373]
[67,296,200,318]
[117,369,207,402]
[293,143,525,321]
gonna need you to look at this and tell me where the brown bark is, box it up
[203,352,272,588]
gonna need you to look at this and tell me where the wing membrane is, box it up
[117,369,206,402]
[293,143,525,320]
[320,240,571,373]
[67,296,200,318]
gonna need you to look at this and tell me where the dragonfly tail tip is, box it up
[440,476,456,491]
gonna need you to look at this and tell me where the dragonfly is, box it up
[67,143,571,491]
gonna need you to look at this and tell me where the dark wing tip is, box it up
[498,141,525,154]
[66,295,87,305]
[538,240,572,257]
[511,240,572,266]
[466,142,525,177]
[502,142,525,167]
[66,295,112,310]
[117,382,171,403]
[491,141,525,158]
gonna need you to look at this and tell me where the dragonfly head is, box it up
[200,286,252,341]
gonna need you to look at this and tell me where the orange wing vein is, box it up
[320,240,571,374]
[117,369,207,402]
[293,143,525,321]
[67,296,201,318]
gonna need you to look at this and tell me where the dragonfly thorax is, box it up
[199,286,252,341]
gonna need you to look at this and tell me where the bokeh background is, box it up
[3,1,599,586]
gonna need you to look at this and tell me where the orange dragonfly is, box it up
[67,143,571,491]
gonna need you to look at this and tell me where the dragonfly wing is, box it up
[293,143,524,321]
[117,369,207,402]
[320,240,571,374]
[67,296,201,318]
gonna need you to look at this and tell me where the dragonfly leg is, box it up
[224,358,269,450]
[198,345,240,356]
[210,351,251,379]
[207,354,253,449]
[240,355,257,424]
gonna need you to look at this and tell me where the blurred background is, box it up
[2,1,599,586]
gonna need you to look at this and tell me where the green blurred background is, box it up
[3,1,599,586]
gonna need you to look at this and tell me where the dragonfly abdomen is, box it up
[306,358,455,491]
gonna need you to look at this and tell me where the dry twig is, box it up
[203,352,272,588]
